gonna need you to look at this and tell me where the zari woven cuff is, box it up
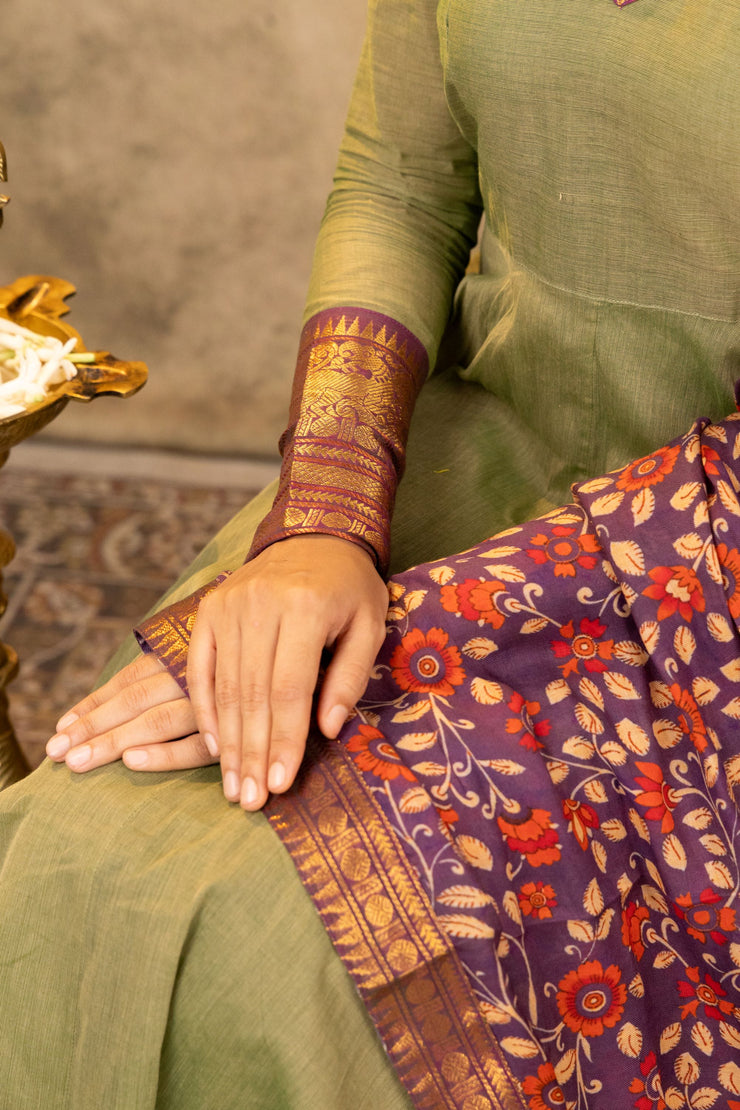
[247,307,428,576]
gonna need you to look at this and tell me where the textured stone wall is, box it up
[0,0,366,455]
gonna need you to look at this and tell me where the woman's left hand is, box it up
[45,652,219,773]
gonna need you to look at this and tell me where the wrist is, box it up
[251,529,380,571]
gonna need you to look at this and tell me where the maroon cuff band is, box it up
[247,307,428,576]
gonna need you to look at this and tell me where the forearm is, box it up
[138,0,482,646]
[251,1,482,569]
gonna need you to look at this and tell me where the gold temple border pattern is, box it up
[267,741,526,1110]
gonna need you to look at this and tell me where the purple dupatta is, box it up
[268,408,740,1110]
[137,402,740,1109]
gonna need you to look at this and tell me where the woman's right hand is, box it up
[182,533,388,809]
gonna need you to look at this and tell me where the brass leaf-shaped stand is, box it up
[0,274,148,787]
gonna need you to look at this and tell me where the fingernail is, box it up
[204,732,219,757]
[66,745,91,770]
[268,762,286,792]
[223,770,240,801]
[56,711,79,731]
[325,704,349,737]
[46,733,71,759]
[241,777,257,807]
[125,750,148,769]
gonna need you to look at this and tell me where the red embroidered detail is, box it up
[389,626,466,696]
[556,960,627,1037]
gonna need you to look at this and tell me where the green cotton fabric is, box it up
[0,1,738,1106]
[0,486,411,1109]
[0,760,410,1110]
[1,493,414,1110]
[308,0,738,571]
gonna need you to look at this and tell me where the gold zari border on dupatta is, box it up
[266,741,526,1110]
[134,577,227,690]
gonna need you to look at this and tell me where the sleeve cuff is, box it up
[247,307,428,576]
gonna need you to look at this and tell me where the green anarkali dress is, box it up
[0,2,737,1107]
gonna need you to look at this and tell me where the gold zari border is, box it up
[267,742,525,1110]
[134,576,228,691]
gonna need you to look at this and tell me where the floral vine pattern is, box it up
[337,413,740,1109]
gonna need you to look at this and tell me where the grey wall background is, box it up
[0,0,367,457]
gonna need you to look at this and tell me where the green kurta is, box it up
[376,0,738,569]
[0,2,737,1107]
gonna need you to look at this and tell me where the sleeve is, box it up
[303,0,483,353]
[135,0,482,661]
[248,0,482,570]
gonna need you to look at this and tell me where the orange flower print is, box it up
[345,724,417,782]
[556,960,626,1037]
[642,565,705,622]
[717,542,740,619]
[505,692,551,752]
[629,1052,667,1110]
[435,804,460,842]
[522,1062,565,1109]
[669,683,708,753]
[700,442,721,476]
[519,881,557,920]
[674,888,736,946]
[633,761,680,834]
[526,526,601,578]
[562,798,599,850]
[390,627,465,696]
[498,808,561,867]
[621,902,650,961]
[550,617,614,678]
[616,444,680,491]
[677,966,735,1021]
[440,577,507,629]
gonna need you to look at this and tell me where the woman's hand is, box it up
[186,534,388,810]
[46,535,389,808]
[45,651,217,773]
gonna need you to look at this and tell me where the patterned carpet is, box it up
[0,460,265,769]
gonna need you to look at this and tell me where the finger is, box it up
[63,698,197,773]
[186,608,220,766]
[46,666,185,761]
[317,615,386,738]
[193,590,279,805]
[122,732,219,773]
[228,613,277,809]
[55,652,165,730]
[257,615,325,799]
